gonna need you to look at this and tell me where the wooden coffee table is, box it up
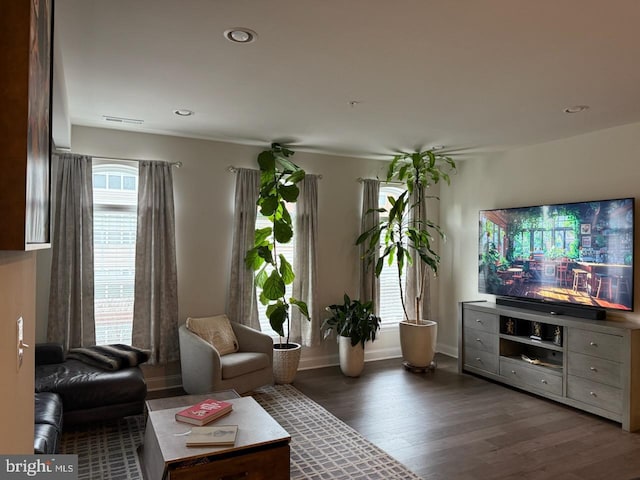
[138,393,291,480]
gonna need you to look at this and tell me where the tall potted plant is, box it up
[321,294,381,377]
[245,143,310,384]
[357,149,455,370]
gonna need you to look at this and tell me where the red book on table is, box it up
[175,399,233,426]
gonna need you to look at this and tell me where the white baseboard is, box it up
[298,344,403,371]
[436,342,458,358]
[300,343,456,371]
[298,353,338,370]
[364,345,402,362]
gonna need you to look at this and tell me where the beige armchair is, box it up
[179,321,274,395]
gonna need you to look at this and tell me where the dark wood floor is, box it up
[293,355,640,480]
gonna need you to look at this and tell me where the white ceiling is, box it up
[55,0,640,159]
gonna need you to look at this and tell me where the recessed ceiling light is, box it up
[563,105,589,114]
[173,109,194,117]
[224,28,257,44]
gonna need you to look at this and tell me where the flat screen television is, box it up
[479,198,634,312]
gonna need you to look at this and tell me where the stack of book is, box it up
[175,398,233,426]
[175,398,238,447]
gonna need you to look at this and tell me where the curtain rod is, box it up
[227,165,322,179]
[357,177,403,185]
[54,150,182,168]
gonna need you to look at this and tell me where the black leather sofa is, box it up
[34,343,147,452]
[34,392,63,454]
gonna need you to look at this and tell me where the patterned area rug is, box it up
[60,415,144,480]
[61,384,422,480]
[253,385,422,479]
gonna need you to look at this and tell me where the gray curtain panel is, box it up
[48,153,96,350]
[404,186,431,321]
[133,161,179,364]
[358,179,380,313]
[291,174,320,347]
[228,168,261,329]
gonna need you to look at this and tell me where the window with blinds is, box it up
[378,185,407,325]
[255,206,296,337]
[93,162,138,345]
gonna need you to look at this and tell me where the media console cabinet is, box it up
[458,301,640,431]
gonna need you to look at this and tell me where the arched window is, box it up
[93,161,138,345]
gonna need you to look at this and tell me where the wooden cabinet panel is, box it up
[0,0,52,250]
[463,310,498,334]
[463,346,498,374]
[568,329,622,362]
[499,357,562,396]
[169,444,290,480]
[567,351,621,388]
[463,328,497,354]
[567,375,622,415]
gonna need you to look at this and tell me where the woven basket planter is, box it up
[273,343,302,384]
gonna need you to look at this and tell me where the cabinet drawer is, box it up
[499,358,562,396]
[463,309,498,334]
[169,443,290,480]
[567,375,622,415]
[568,329,622,362]
[568,351,621,388]
[463,346,498,374]
[464,329,497,354]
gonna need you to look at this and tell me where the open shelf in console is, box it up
[499,315,563,347]
[498,333,563,352]
[499,338,564,374]
[499,314,564,373]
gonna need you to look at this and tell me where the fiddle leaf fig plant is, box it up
[245,143,310,345]
[356,149,456,322]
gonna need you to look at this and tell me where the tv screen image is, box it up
[479,198,634,312]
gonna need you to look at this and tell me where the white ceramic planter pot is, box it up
[399,319,437,368]
[338,336,365,377]
[273,342,302,384]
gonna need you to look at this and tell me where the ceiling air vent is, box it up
[102,115,144,125]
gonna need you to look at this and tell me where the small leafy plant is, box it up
[322,294,381,348]
[245,143,310,346]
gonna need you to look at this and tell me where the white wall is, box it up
[439,121,640,353]
[37,126,442,386]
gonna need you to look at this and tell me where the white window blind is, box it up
[93,162,138,345]
[378,185,407,325]
[255,206,296,337]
